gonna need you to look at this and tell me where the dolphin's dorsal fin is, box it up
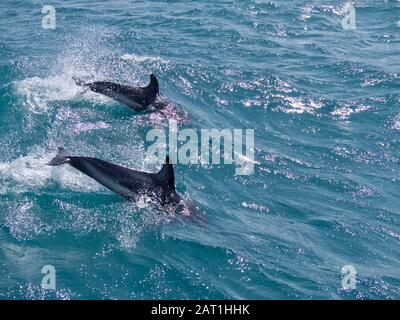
[147,74,159,95]
[156,156,175,191]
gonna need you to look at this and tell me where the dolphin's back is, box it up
[69,157,158,199]
[88,82,148,110]
[89,82,143,97]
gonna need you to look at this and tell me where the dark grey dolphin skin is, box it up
[47,147,182,206]
[73,74,159,112]
[47,148,205,222]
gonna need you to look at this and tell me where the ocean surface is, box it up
[0,0,399,300]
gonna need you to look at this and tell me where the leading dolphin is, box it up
[73,74,160,112]
[47,148,201,217]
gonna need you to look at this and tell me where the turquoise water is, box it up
[1,0,400,299]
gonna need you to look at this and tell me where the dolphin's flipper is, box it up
[47,147,71,166]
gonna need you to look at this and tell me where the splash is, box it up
[121,53,169,65]
[4,199,43,241]
[331,104,372,120]
[393,114,400,130]
[0,147,103,194]
[13,28,173,115]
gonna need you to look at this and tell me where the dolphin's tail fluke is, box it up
[73,77,90,95]
[72,77,87,87]
[47,147,71,166]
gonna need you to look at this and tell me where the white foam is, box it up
[121,53,168,64]
[393,114,400,130]
[331,104,371,119]
[277,95,323,114]
[15,74,116,114]
[15,75,77,113]
[241,201,269,213]
[72,121,110,133]
[0,148,102,194]
[300,4,315,21]
[14,37,123,114]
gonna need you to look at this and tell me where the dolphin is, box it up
[47,148,201,217]
[73,74,160,112]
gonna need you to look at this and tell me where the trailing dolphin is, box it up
[47,147,201,217]
[73,74,160,112]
